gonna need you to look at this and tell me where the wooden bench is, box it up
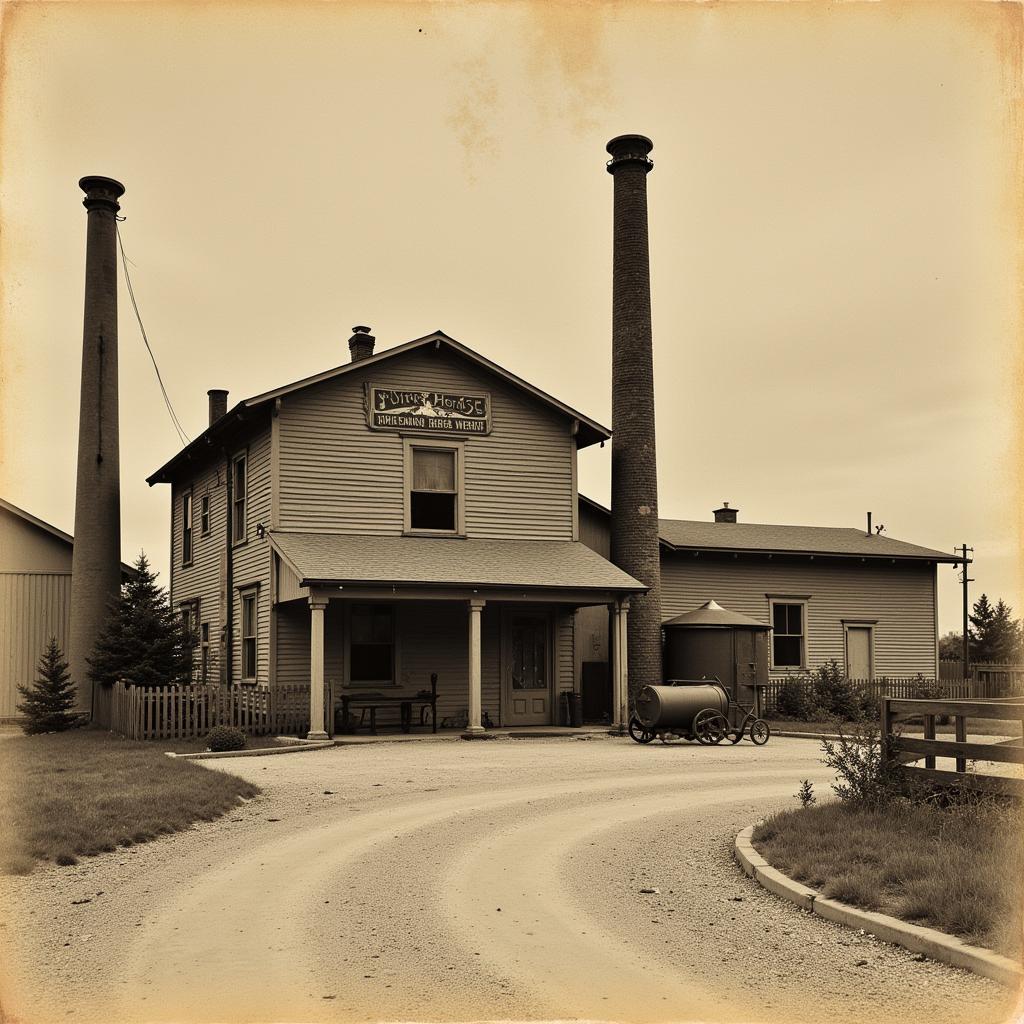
[336,673,438,735]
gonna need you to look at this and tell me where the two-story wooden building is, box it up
[147,329,645,737]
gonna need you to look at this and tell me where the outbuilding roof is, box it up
[270,532,645,593]
[663,599,771,629]
[578,495,960,563]
[148,331,611,484]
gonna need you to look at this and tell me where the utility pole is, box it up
[957,544,974,675]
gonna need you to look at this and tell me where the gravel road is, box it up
[0,735,1017,1024]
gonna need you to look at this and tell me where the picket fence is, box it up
[757,675,1017,717]
[109,680,319,741]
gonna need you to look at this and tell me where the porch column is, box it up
[610,597,630,732]
[464,598,486,737]
[307,596,329,740]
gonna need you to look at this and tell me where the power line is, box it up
[115,222,191,447]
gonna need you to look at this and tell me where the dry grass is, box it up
[753,799,1024,958]
[0,728,260,874]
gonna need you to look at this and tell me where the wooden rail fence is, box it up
[882,696,1024,798]
[109,681,320,741]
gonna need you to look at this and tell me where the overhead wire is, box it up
[115,221,192,447]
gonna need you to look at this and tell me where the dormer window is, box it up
[404,439,464,535]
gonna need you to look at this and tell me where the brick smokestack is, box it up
[69,176,125,714]
[208,389,228,426]
[348,325,375,362]
[606,135,662,701]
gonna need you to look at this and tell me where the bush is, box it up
[820,721,902,808]
[17,638,82,735]
[773,675,821,720]
[206,726,247,752]
[812,660,866,721]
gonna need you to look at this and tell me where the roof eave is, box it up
[664,545,960,563]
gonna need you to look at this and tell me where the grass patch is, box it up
[0,728,260,874]
[753,799,1024,958]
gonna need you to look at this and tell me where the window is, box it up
[200,622,210,683]
[404,440,463,534]
[182,492,193,565]
[200,494,210,535]
[241,590,257,681]
[349,604,394,684]
[771,601,806,668]
[179,600,199,675]
[232,454,247,544]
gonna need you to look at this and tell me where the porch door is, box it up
[846,627,873,681]
[503,612,551,725]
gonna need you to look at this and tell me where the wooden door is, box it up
[503,612,551,725]
[846,627,873,681]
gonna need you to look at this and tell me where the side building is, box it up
[576,497,960,706]
[0,498,134,722]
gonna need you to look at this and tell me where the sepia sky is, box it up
[1,1,1020,636]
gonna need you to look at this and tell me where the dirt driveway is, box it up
[0,735,1015,1024]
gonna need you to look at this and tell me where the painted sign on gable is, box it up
[367,386,491,435]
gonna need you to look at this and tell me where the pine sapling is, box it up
[16,637,81,734]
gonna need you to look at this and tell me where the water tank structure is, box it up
[662,600,771,708]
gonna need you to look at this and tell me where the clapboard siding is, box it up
[0,573,71,720]
[171,458,226,683]
[661,554,939,678]
[278,349,575,540]
[231,428,273,686]
[171,427,273,686]
[555,607,575,695]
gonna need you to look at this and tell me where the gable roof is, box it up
[148,330,611,484]
[578,495,960,563]
[0,498,138,576]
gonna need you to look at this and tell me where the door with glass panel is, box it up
[502,611,551,725]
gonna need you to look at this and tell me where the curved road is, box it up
[1,737,1015,1024]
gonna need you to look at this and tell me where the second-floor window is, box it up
[200,622,210,683]
[182,492,193,565]
[232,454,247,544]
[405,440,463,534]
[200,494,210,535]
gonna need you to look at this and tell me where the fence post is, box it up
[881,697,892,765]
[954,715,966,773]
[923,713,936,770]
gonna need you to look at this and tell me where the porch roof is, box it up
[270,532,646,593]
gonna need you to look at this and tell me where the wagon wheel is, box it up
[628,716,656,744]
[750,719,771,745]
[693,708,728,745]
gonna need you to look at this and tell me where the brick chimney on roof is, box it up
[714,503,738,523]
[207,389,228,426]
[348,326,375,362]
[606,134,662,705]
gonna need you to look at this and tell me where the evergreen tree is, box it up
[16,637,81,734]
[88,552,196,689]
[969,593,1024,663]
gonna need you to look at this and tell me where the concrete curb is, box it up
[735,826,1022,987]
[771,730,840,741]
[167,740,334,760]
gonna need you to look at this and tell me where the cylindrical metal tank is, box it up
[662,600,771,706]
[635,682,728,729]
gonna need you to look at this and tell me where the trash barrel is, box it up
[569,692,583,727]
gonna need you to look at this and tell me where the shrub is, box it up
[796,779,816,808]
[773,675,821,720]
[820,721,902,808]
[812,660,865,721]
[206,726,247,752]
[17,638,82,735]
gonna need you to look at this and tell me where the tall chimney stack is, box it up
[348,325,375,362]
[606,135,662,704]
[208,389,229,426]
[69,176,125,715]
